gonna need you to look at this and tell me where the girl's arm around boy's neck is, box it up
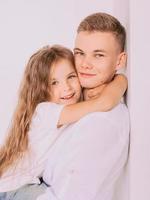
[57,74,127,127]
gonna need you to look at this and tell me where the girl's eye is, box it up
[51,81,58,86]
[68,74,77,79]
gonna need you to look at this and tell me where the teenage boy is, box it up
[37,13,129,200]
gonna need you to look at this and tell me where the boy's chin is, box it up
[80,81,102,89]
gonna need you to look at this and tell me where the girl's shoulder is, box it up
[31,102,64,129]
[28,102,65,141]
[35,102,63,114]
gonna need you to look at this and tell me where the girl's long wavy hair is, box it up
[0,45,75,176]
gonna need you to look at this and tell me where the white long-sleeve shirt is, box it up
[0,102,64,192]
[37,103,130,200]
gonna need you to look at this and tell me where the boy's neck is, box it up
[83,84,107,101]
[84,84,106,93]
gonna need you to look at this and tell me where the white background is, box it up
[0,0,114,144]
[0,0,150,200]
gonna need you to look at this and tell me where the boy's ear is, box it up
[116,52,127,70]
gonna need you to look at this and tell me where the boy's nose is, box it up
[81,57,92,70]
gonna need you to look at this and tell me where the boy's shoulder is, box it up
[78,102,129,131]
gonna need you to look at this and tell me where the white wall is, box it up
[0,0,115,144]
[129,0,150,199]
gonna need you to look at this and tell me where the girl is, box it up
[0,45,127,199]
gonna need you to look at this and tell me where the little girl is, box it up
[0,45,127,199]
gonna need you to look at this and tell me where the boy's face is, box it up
[74,31,123,88]
[49,59,81,105]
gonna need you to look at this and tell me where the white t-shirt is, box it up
[37,103,130,200]
[0,102,64,192]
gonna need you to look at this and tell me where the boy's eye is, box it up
[74,51,84,56]
[95,54,104,58]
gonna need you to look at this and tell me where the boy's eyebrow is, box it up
[93,49,107,53]
[73,48,107,53]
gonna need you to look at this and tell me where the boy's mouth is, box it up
[79,72,96,78]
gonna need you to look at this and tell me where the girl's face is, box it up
[49,59,81,105]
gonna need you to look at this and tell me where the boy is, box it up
[37,13,129,200]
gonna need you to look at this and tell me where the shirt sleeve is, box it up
[37,112,129,200]
[31,102,64,131]
[29,102,65,143]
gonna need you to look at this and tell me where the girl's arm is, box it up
[58,74,127,127]
[84,74,127,104]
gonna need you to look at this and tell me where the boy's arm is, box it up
[58,74,127,127]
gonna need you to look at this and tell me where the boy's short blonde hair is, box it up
[77,13,126,52]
